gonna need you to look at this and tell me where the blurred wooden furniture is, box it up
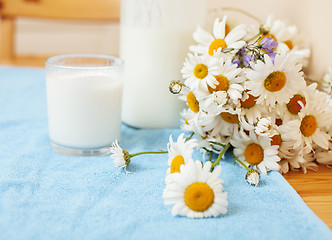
[284,165,332,229]
[0,0,120,66]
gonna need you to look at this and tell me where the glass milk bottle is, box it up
[120,0,207,128]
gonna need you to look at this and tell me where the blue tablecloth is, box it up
[0,67,331,240]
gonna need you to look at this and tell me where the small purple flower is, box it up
[260,37,278,53]
[232,58,241,67]
[243,54,256,67]
[237,47,246,57]
[267,52,278,64]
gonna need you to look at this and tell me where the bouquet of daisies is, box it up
[169,14,332,175]
[111,14,332,219]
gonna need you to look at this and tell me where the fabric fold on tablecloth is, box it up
[0,67,331,240]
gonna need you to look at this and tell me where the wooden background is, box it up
[1,0,331,80]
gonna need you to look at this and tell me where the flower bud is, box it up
[169,81,183,94]
[259,25,270,35]
[245,169,260,186]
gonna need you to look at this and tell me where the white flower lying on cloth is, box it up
[110,140,167,172]
[166,133,198,175]
[163,160,228,218]
[110,140,131,169]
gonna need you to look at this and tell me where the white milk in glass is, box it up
[120,0,207,128]
[46,73,123,149]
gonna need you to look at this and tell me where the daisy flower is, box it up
[257,15,310,66]
[206,9,237,34]
[180,91,209,137]
[277,127,318,173]
[246,53,306,107]
[238,90,263,125]
[163,160,228,218]
[254,117,279,138]
[185,91,201,115]
[167,134,198,174]
[300,148,317,173]
[198,58,245,104]
[258,16,297,50]
[278,159,291,174]
[231,130,280,175]
[315,149,332,166]
[199,90,228,115]
[321,67,332,95]
[110,140,130,168]
[110,140,168,172]
[202,107,241,137]
[278,155,305,174]
[181,53,219,92]
[180,108,205,137]
[190,16,246,57]
[314,129,332,165]
[278,93,332,150]
[280,47,310,68]
[276,83,317,122]
[280,145,317,174]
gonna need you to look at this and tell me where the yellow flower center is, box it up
[300,115,317,137]
[185,119,189,125]
[271,134,282,146]
[208,74,229,93]
[208,39,227,56]
[220,112,239,124]
[187,92,199,113]
[244,143,264,165]
[194,64,208,79]
[284,40,294,50]
[184,182,214,212]
[264,71,287,92]
[287,94,306,115]
[123,150,131,166]
[241,92,258,109]
[170,155,185,173]
[225,23,230,36]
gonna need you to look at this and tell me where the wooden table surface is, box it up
[284,165,332,229]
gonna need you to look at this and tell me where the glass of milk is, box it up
[46,54,124,156]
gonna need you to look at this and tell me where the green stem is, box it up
[208,151,213,162]
[209,141,226,148]
[247,32,261,43]
[202,147,211,153]
[221,47,235,53]
[211,143,231,169]
[185,132,194,142]
[130,150,168,158]
[221,7,262,23]
[232,150,250,172]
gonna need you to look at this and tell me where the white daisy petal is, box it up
[224,24,246,43]
[163,160,228,218]
[246,53,306,107]
[232,129,281,174]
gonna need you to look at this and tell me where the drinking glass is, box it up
[46,54,124,156]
